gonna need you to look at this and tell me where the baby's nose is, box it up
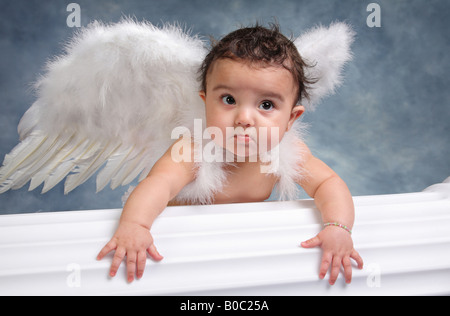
[235,107,254,127]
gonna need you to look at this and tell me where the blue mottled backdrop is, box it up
[1,0,449,213]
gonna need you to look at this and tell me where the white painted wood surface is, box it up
[1,177,449,296]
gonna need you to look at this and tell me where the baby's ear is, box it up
[287,105,305,130]
[199,91,206,103]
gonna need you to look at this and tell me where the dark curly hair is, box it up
[199,23,315,106]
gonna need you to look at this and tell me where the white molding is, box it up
[1,177,449,296]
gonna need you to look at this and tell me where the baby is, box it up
[97,24,364,285]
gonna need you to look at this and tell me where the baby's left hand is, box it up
[301,226,363,285]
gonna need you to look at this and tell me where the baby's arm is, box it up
[97,139,195,282]
[297,143,363,285]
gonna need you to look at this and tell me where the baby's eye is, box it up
[222,95,236,105]
[259,100,274,111]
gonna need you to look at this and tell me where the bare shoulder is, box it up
[295,139,337,196]
[148,137,196,185]
[295,138,313,164]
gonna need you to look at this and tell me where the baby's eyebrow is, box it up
[211,84,233,92]
[212,84,285,102]
[261,92,285,102]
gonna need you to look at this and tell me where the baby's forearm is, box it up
[313,175,355,228]
[119,175,172,230]
[118,141,196,230]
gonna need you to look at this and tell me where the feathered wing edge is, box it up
[295,22,355,110]
[0,19,206,194]
[0,128,160,195]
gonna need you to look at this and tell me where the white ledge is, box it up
[1,177,450,296]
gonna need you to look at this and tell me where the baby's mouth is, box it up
[234,134,252,144]
[232,127,257,144]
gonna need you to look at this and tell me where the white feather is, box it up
[109,148,148,190]
[11,133,73,190]
[40,138,93,193]
[175,161,228,205]
[64,142,122,194]
[0,133,50,193]
[295,22,355,109]
[0,134,47,179]
[29,134,80,191]
[95,145,135,192]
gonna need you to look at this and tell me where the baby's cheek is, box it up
[257,127,283,153]
[204,125,226,148]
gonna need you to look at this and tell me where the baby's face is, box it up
[200,58,304,158]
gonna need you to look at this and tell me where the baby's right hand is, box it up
[97,221,163,282]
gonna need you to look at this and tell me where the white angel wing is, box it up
[0,20,207,194]
[295,22,355,109]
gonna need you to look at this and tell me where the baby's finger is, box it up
[147,244,164,261]
[136,250,147,279]
[329,256,342,285]
[351,249,364,269]
[109,247,126,277]
[126,252,137,283]
[343,256,352,284]
[301,236,322,249]
[96,240,116,260]
[319,252,332,280]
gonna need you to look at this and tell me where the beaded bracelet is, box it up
[323,222,352,235]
